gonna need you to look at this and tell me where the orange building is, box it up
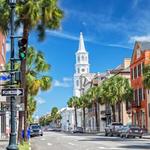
[130,41,150,132]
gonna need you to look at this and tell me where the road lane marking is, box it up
[68,142,75,146]
[41,138,45,141]
[98,147,105,149]
[47,143,52,146]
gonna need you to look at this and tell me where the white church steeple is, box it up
[78,32,86,52]
[73,32,90,97]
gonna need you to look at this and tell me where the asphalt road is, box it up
[31,132,150,150]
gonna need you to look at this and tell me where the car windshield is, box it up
[31,125,41,129]
[112,123,123,125]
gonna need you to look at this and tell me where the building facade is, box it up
[60,107,82,131]
[130,41,150,132]
[0,32,8,139]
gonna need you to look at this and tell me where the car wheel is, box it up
[105,132,108,136]
[120,134,123,138]
[41,134,43,136]
[139,136,142,138]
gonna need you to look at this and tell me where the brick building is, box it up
[0,32,7,138]
[130,41,150,132]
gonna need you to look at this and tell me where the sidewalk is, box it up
[143,133,150,139]
[0,139,8,150]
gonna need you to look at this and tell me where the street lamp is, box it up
[7,0,18,150]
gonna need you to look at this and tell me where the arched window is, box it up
[78,68,80,73]
[78,56,80,62]
[76,80,79,87]
[82,68,85,72]
[82,56,84,61]
[85,56,87,61]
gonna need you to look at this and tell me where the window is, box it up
[143,88,145,100]
[134,67,137,79]
[82,56,84,61]
[131,68,133,79]
[78,68,80,73]
[142,62,144,74]
[78,56,80,62]
[2,43,5,60]
[81,68,85,72]
[139,88,142,102]
[149,103,150,117]
[76,80,79,87]
[138,64,141,76]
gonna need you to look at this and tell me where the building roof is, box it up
[77,32,86,53]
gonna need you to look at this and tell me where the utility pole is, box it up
[7,0,18,149]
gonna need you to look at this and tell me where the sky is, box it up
[6,0,150,118]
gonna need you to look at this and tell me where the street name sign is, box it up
[1,88,24,97]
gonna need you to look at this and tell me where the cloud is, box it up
[129,35,150,43]
[106,43,132,49]
[46,30,79,40]
[36,97,46,104]
[53,77,72,88]
[46,30,93,42]
[6,43,10,52]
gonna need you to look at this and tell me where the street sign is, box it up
[1,88,24,97]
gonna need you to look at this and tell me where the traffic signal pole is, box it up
[7,1,18,150]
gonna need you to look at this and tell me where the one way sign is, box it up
[1,88,24,97]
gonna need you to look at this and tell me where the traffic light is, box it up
[18,38,27,60]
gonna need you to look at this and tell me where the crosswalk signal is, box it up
[18,38,27,60]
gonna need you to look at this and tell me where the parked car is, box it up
[120,125,143,138]
[30,124,43,137]
[72,127,84,133]
[105,122,123,136]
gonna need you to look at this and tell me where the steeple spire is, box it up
[78,32,86,52]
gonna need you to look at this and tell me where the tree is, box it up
[78,94,91,131]
[50,107,61,126]
[100,76,133,123]
[112,76,133,122]
[86,86,102,131]
[67,96,79,128]
[143,64,150,89]
[6,46,52,142]
[0,0,63,141]
[27,96,37,123]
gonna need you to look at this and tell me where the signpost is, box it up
[1,88,24,97]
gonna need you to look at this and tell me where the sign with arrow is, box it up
[1,88,24,97]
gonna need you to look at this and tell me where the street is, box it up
[31,132,150,150]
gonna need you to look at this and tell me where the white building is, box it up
[73,32,90,97]
[60,107,82,131]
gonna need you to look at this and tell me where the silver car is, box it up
[120,125,143,138]
[105,122,123,136]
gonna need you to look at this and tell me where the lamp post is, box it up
[7,0,18,150]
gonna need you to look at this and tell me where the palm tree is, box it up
[100,79,117,122]
[27,96,37,123]
[143,64,150,89]
[67,96,79,129]
[112,76,133,122]
[0,0,63,141]
[87,86,102,131]
[6,46,52,142]
[78,94,91,131]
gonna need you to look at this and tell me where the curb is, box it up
[29,141,31,150]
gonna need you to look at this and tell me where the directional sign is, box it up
[1,88,24,97]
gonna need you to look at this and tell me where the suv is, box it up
[105,122,123,136]
[30,124,43,137]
